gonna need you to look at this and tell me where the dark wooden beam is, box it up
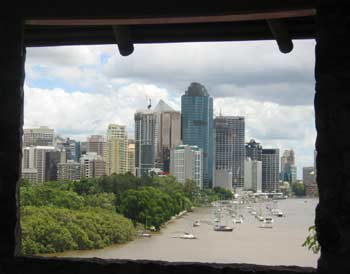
[24,18,315,47]
[25,9,315,26]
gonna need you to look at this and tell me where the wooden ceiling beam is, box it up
[25,9,315,26]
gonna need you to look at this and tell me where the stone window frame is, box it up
[4,3,344,272]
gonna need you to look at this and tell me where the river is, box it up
[50,198,319,267]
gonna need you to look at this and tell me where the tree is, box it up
[291,181,305,196]
[303,225,320,254]
[183,179,200,203]
[213,187,233,200]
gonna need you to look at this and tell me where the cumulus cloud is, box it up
[24,40,317,178]
[24,83,172,139]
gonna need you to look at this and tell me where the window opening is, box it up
[21,40,318,267]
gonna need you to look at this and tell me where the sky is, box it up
[24,39,316,179]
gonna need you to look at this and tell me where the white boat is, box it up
[214,224,234,232]
[193,220,200,227]
[257,215,264,222]
[263,217,274,224]
[233,216,243,224]
[180,232,197,239]
[276,210,284,217]
[138,231,152,237]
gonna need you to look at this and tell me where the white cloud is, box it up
[24,83,172,140]
[24,41,317,178]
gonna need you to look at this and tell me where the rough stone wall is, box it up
[0,9,322,274]
[315,1,350,273]
[0,19,24,258]
[0,257,316,274]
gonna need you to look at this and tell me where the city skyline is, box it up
[24,40,316,179]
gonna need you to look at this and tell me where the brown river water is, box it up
[48,198,319,267]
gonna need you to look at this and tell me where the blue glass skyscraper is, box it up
[181,82,213,188]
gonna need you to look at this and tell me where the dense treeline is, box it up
[20,174,233,255]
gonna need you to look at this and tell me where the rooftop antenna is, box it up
[219,108,223,117]
[147,98,152,109]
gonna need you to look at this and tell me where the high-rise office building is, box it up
[245,139,262,161]
[22,146,57,183]
[87,135,106,158]
[135,108,156,177]
[127,141,136,175]
[23,126,54,147]
[154,100,181,172]
[181,82,213,188]
[262,149,280,192]
[57,160,82,181]
[105,124,128,175]
[280,149,297,184]
[214,116,245,188]
[170,144,203,188]
[80,152,106,178]
[244,157,262,192]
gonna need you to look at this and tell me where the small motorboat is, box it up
[214,225,234,232]
[193,220,201,227]
[138,231,152,237]
[180,232,197,239]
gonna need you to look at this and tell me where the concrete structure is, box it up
[135,108,156,177]
[4,4,350,274]
[21,168,38,183]
[127,142,136,175]
[80,152,106,178]
[214,116,245,188]
[22,146,57,183]
[245,139,262,161]
[154,99,181,172]
[303,166,318,197]
[244,157,262,192]
[57,138,80,162]
[280,149,297,184]
[87,135,106,158]
[23,126,54,147]
[213,169,232,191]
[105,124,128,175]
[57,160,82,181]
[170,145,203,188]
[181,82,213,188]
[262,149,280,192]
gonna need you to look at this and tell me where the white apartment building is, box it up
[244,157,262,192]
[170,145,203,188]
[80,152,106,178]
[105,124,128,175]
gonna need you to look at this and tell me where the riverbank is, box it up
[51,198,319,267]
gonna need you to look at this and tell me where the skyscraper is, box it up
[170,144,203,188]
[214,116,245,188]
[105,124,128,175]
[127,141,136,175]
[244,157,262,192]
[22,146,57,183]
[135,108,156,177]
[154,100,181,172]
[245,139,262,161]
[57,160,82,181]
[280,149,297,184]
[181,82,213,188]
[23,126,54,147]
[87,135,106,158]
[80,152,106,178]
[262,149,280,192]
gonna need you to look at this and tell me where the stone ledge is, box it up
[0,256,316,274]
